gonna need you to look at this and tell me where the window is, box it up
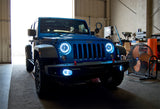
[39,18,89,35]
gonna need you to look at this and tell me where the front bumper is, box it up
[45,60,129,81]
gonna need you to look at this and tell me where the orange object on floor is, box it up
[148,38,157,72]
[147,38,157,57]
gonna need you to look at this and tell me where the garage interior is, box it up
[0,0,160,109]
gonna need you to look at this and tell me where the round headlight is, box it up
[105,43,114,53]
[60,42,71,54]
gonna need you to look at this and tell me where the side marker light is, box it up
[119,65,123,71]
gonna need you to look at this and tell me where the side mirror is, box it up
[28,29,36,36]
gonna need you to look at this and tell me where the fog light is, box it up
[119,65,123,71]
[62,69,72,76]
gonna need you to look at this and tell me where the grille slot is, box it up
[73,43,106,61]
[97,44,101,58]
[78,44,82,58]
[102,43,105,57]
[88,44,92,58]
[83,44,87,58]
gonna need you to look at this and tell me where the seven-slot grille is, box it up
[73,43,106,61]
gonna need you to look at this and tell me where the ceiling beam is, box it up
[146,0,153,38]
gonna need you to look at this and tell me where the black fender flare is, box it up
[34,44,58,59]
[116,45,126,56]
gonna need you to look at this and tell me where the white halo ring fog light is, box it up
[60,42,71,54]
[62,69,72,76]
[105,43,114,53]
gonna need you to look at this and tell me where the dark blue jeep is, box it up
[25,17,128,97]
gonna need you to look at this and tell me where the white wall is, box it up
[111,0,160,41]
[75,0,107,38]
[111,0,147,41]
[153,0,160,34]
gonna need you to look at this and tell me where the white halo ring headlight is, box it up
[60,42,71,54]
[105,43,114,53]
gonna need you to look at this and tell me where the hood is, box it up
[41,33,109,42]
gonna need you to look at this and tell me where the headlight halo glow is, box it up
[60,42,71,54]
[105,43,114,53]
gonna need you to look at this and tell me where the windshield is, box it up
[39,18,90,35]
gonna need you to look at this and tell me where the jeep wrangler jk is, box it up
[25,17,128,97]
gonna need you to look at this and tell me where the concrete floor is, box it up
[0,64,12,109]
[1,62,160,109]
[119,74,160,108]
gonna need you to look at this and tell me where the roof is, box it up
[38,17,86,22]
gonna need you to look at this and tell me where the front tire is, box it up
[25,45,34,72]
[35,59,47,98]
[116,45,126,56]
[26,60,34,72]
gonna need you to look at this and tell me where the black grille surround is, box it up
[73,43,105,60]
[57,39,116,63]
[70,40,114,63]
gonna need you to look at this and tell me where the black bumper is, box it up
[44,60,129,81]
